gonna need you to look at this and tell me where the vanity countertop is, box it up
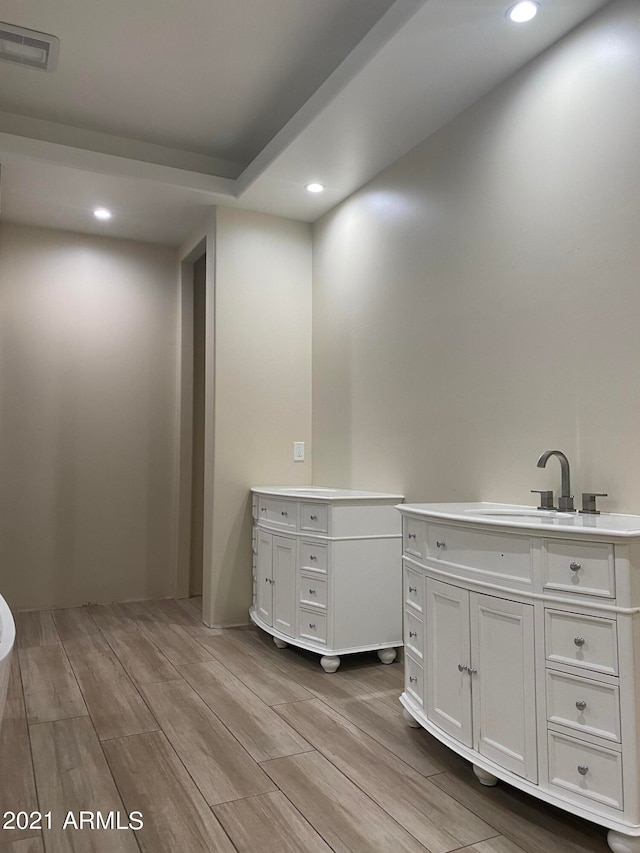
[397,502,640,538]
[251,486,404,501]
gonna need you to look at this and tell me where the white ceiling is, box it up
[0,0,611,246]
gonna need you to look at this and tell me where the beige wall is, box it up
[312,0,640,513]
[0,222,179,610]
[204,207,312,625]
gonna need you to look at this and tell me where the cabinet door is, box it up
[470,593,537,781]
[425,578,472,747]
[273,535,296,637]
[256,530,273,626]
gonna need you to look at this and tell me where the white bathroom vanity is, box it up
[397,501,640,853]
[250,486,403,672]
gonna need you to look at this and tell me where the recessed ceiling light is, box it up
[507,1,540,23]
[306,183,324,193]
[93,207,112,220]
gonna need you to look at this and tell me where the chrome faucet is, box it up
[537,450,575,512]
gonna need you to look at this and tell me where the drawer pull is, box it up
[310,514,318,521]
[308,588,316,595]
[577,764,589,776]
[309,623,316,629]
[281,511,288,516]
[310,555,317,561]
[570,561,582,572]
[409,631,417,638]
[458,663,468,672]
[408,533,416,540]
[436,540,446,549]
[408,585,417,593]
[575,699,587,711]
[574,636,586,647]
[409,676,418,684]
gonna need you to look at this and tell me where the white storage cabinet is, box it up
[251,487,403,672]
[397,502,640,853]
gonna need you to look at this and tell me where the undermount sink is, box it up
[470,508,575,519]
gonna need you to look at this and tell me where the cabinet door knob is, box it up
[408,585,417,593]
[458,663,468,672]
[577,764,589,776]
[436,540,446,549]
[409,631,417,638]
[570,562,582,572]
[308,588,316,595]
[468,667,478,675]
[281,511,288,516]
[310,554,317,561]
[574,636,585,647]
[309,623,316,629]
[408,533,416,540]
[409,675,418,683]
[310,514,318,521]
[575,699,587,711]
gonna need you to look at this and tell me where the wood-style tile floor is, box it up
[0,597,609,853]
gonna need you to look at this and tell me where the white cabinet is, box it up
[470,592,537,780]
[255,528,273,626]
[424,578,472,746]
[397,502,640,853]
[251,487,403,672]
[256,531,297,637]
[424,578,536,779]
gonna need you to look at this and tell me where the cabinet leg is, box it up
[608,831,640,853]
[403,708,421,728]
[473,765,498,787]
[273,637,288,649]
[377,648,397,665]
[320,655,340,673]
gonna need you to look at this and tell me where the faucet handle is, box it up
[580,493,608,515]
[531,489,556,510]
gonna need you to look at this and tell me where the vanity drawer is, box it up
[543,540,615,599]
[404,653,424,707]
[300,541,328,573]
[427,524,532,584]
[258,498,297,530]
[298,608,327,644]
[545,609,618,676]
[404,516,427,560]
[301,503,328,534]
[404,563,424,614]
[546,669,620,742]
[548,731,623,810]
[404,609,424,661]
[299,573,327,610]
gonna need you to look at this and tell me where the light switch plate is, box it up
[293,442,305,462]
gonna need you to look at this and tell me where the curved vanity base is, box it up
[273,637,288,649]
[608,831,640,853]
[320,655,341,673]
[473,765,499,787]
[403,708,421,728]
[377,648,397,665]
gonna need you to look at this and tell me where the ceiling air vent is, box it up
[0,23,59,71]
